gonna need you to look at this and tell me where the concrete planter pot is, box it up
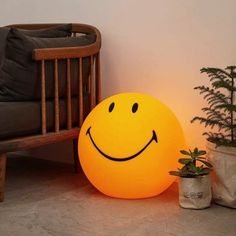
[178,175,212,209]
[206,141,236,208]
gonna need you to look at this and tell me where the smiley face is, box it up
[86,127,158,162]
[78,93,185,199]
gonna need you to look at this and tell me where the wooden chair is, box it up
[0,23,101,201]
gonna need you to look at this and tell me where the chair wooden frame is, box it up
[0,23,101,201]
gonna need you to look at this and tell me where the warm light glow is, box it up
[78,93,185,199]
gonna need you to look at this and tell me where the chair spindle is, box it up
[54,59,59,132]
[90,55,95,109]
[79,58,83,127]
[41,60,47,134]
[67,59,72,129]
[95,53,101,104]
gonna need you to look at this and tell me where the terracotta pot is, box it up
[178,175,212,209]
[206,141,236,208]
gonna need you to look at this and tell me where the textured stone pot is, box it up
[206,141,236,208]
[178,175,212,209]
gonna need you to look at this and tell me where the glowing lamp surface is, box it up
[78,93,185,199]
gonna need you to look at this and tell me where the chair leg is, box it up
[73,139,79,173]
[0,153,7,202]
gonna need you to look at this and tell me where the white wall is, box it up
[1,0,236,160]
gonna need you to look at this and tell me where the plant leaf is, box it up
[180,150,190,156]
[197,150,207,156]
[169,171,181,177]
[198,159,213,168]
[178,158,192,165]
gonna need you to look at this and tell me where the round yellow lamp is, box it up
[78,93,185,199]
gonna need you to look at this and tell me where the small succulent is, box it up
[169,148,213,178]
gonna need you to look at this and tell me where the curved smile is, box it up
[86,127,158,162]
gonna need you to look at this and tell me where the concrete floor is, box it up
[0,155,236,236]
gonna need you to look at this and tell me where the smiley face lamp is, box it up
[78,93,185,199]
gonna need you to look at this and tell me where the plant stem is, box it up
[230,67,235,143]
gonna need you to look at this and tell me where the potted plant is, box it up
[191,66,236,208]
[169,148,212,209]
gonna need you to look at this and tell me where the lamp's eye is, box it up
[109,102,115,112]
[132,103,138,113]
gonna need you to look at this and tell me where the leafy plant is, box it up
[191,66,236,147]
[169,148,212,178]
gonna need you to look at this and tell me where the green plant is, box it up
[191,66,236,147]
[169,148,212,177]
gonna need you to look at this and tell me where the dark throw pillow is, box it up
[0,24,72,68]
[0,27,10,68]
[17,24,72,38]
[0,28,96,101]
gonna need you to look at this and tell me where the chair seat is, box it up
[0,97,89,140]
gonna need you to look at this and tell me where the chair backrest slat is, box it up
[95,53,101,104]
[67,59,72,129]
[90,56,95,109]
[41,60,47,134]
[79,58,84,127]
[54,59,59,132]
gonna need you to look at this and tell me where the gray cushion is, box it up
[0,24,72,68]
[0,28,95,101]
[0,96,90,140]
